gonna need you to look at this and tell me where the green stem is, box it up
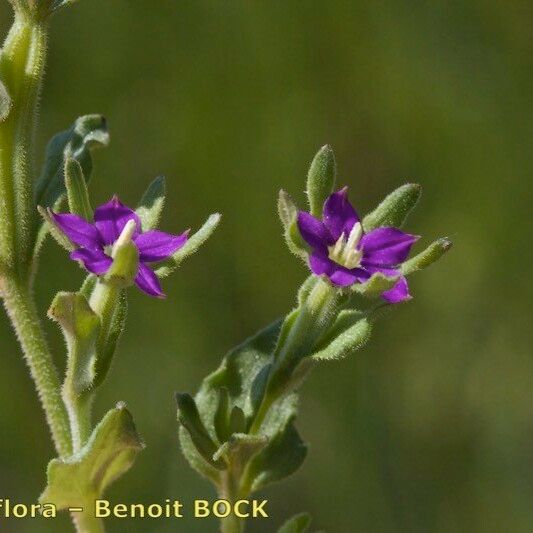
[2,278,72,456]
[61,280,118,453]
[62,386,93,454]
[219,470,245,533]
[89,280,119,345]
[0,10,48,280]
[249,279,341,435]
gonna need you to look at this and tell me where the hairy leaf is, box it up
[401,237,452,275]
[40,404,143,509]
[156,213,221,278]
[177,393,225,471]
[306,144,336,217]
[278,190,307,261]
[245,418,307,492]
[363,183,421,231]
[352,271,399,298]
[65,158,92,220]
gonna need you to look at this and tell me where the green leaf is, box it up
[306,144,336,217]
[401,237,452,276]
[40,404,144,509]
[0,79,11,122]
[245,417,307,492]
[79,274,97,299]
[312,316,371,361]
[92,289,127,389]
[156,213,221,278]
[278,190,307,261]
[33,115,109,259]
[297,276,318,306]
[176,393,226,471]
[213,433,268,469]
[136,176,166,231]
[229,405,246,435]
[352,271,399,298]
[278,513,312,533]
[214,387,231,443]
[363,183,421,231]
[65,158,92,220]
[48,292,100,394]
[34,114,109,212]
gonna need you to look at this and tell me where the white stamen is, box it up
[112,219,136,258]
[327,222,363,269]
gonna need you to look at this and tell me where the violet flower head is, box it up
[297,187,419,303]
[52,196,188,298]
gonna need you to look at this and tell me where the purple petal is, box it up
[360,227,419,267]
[70,248,112,275]
[329,264,368,287]
[94,196,141,245]
[381,276,411,303]
[297,212,334,250]
[309,251,334,276]
[322,187,360,240]
[135,230,188,263]
[52,213,101,250]
[135,263,165,298]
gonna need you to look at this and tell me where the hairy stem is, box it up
[249,279,341,434]
[0,10,48,280]
[2,278,72,456]
[219,470,245,533]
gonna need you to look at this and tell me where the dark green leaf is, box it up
[245,418,307,492]
[177,393,225,470]
[33,115,109,257]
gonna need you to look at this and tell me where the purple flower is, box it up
[297,187,419,303]
[52,196,188,298]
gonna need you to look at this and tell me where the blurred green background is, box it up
[1,1,532,531]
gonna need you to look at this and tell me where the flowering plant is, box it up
[0,2,219,531]
[1,1,450,532]
[177,145,451,532]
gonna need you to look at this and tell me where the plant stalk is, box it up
[249,279,341,434]
[2,278,72,456]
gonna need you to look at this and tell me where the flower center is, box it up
[327,222,363,269]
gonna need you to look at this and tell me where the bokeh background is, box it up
[1,1,532,531]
